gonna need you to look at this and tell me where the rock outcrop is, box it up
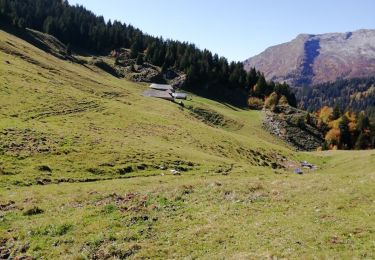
[263,106,324,151]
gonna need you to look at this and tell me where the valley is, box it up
[1,0,375,259]
[1,24,375,259]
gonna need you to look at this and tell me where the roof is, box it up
[172,92,188,99]
[149,84,174,91]
[143,89,174,101]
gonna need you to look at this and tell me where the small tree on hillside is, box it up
[278,95,289,106]
[305,113,312,125]
[339,115,351,149]
[161,62,168,73]
[136,54,143,65]
[264,92,279,109]
[130,40,142,59]
[254,75,267,97]
[332,105,341,120]
[355,132,367,150]
[357,112,370,132]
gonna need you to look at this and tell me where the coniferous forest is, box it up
[294,77,375,119]
[0,0,297,107]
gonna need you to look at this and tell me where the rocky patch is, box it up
[0,201,17,212]
[263,105,324,151]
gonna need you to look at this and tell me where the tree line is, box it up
[0,0,296,107]
[294,77,375,120]
[312,106,375,150]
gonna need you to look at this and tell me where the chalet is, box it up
[149,84,174,92]
[144,83,188,101]
[172,92,188,100]
[143,89,174,101]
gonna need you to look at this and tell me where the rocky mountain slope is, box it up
[263,106,324,151]
[244,29,375,86]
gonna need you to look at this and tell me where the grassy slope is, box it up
[0,28,374,259]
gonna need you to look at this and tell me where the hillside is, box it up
[294,77,375,118]
[1,27,375,259]
[244,29,375,86]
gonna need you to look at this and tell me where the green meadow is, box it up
[0,29,374,259]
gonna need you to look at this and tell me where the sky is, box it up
[69,0,375,62]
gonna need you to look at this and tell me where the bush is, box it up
[264,92,279,109]
[37,165,52,172]
[248,97,264,110]
[278,95,289,106]
[87,168,105,175]
[117,166,133,175]
[23,206,44,216]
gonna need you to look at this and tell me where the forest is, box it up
[314,106,375,150]
[294,77,375,120]
[0,0,296,107]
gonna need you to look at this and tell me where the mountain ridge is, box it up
[244,29,375,86]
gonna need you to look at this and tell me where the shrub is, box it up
[248,97,264,110]
[325,128,341,146]
[264,92,279,109]
[23,206,44,216]
[117,166,133,175]
[37,165,52,172]
[87,168,105,175]
[278,95,289,106]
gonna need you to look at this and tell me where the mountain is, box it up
[244,29,375,86]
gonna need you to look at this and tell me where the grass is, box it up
[0,27,374,259]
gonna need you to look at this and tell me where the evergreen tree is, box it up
[357,112,370,132]
[305,113,311,125]
[355,132,367,150]
[136,53,143,65]
[332,105,341,120]
[254,74,267,97]
[339,115,351,149]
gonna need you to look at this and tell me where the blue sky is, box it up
[69,0,375,61]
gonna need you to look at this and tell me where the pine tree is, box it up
[305,113,311,125]
[161,62,168,73]
[136,53,143,65]
[339,115,351,149]
[254,75,267,97]
[332,105,341,120]
[355,132,367,150]
[357,112,370,132]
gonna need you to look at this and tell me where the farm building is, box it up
[143,89,174,101]
[172,93,188,100]
[144,83,188,101]
[149,84,174,91]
